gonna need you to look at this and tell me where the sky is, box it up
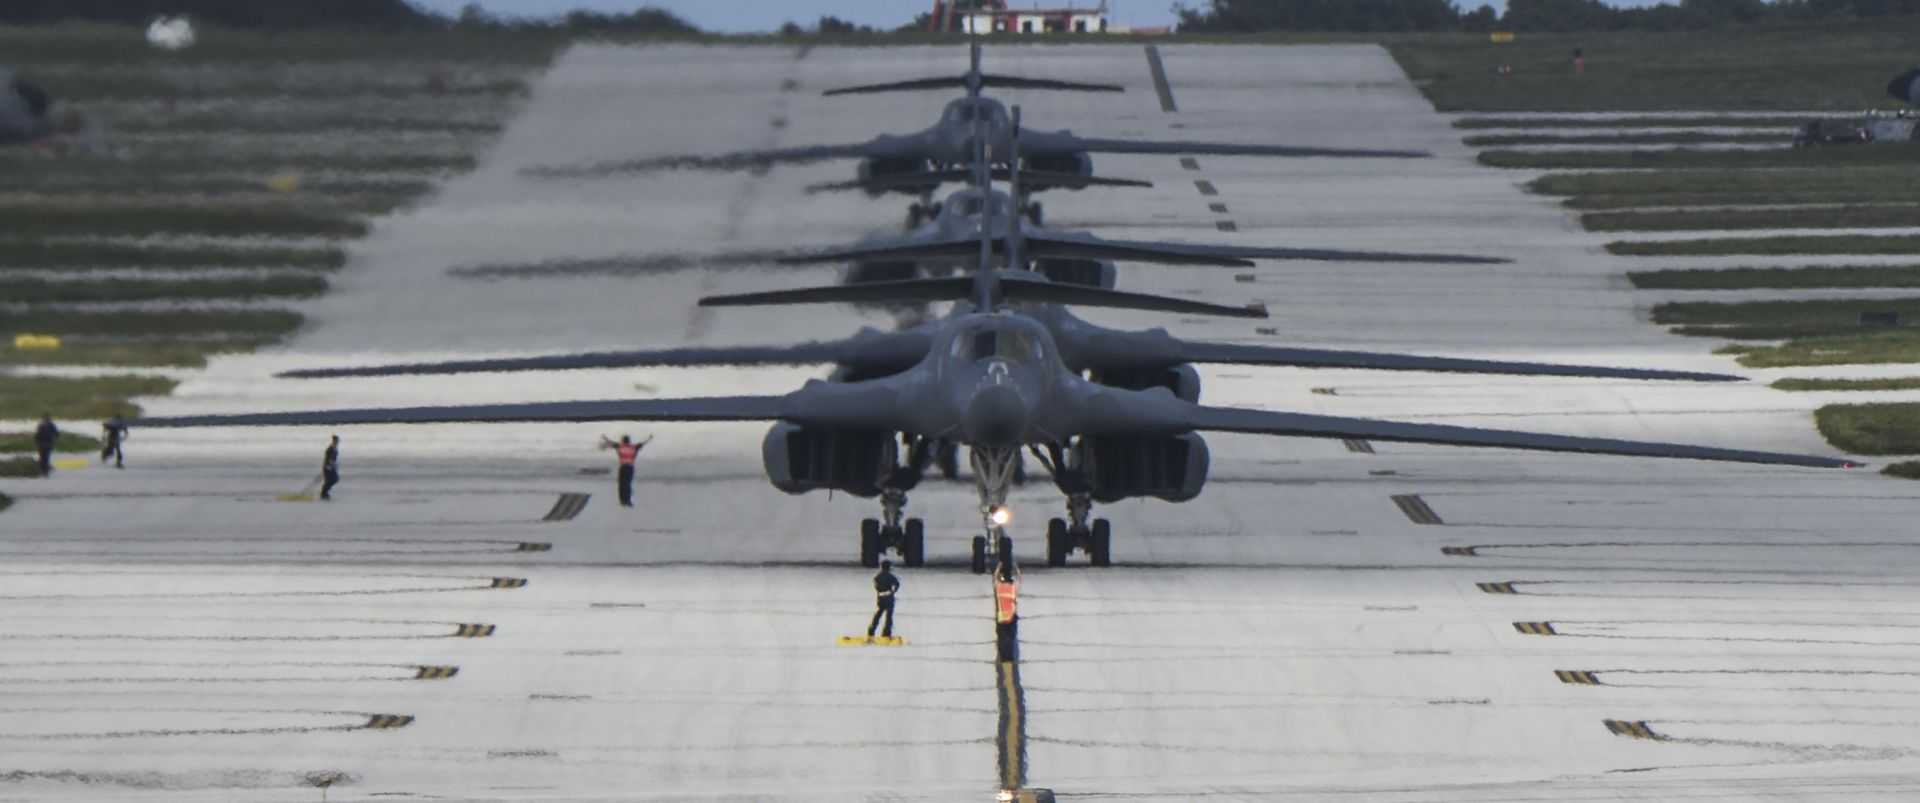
[410,1,1664,33]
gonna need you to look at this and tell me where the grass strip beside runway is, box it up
[1456,116,1811,130]
[1814,402,1920,454]
[1587,206,1920,233]
[0,276,328,304]
[0,490,10,511]
[1773,377,1920,392]
[1609,235,1920,258]
[1568,191,1920,210]
[0,340,249,369]
[1631,266,1920,290]
[0,309,303,339]
[1532,167,1920,197]
[1465,132,1787,147]
[1721,330,1920,368]
[0,242,347,271]
[1482,146,1920,170]
[1654,298,1920,340]
[1883,461,1920,479]
[0,375,179,419]
[0,432,103,454]
[0,204,369,239]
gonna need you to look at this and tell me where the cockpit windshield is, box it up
[952,325,1044,364]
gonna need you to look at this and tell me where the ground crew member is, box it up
[868,560,900,639]
[320,435,341,500]
[100,417,127,469]
[32,413,58,477]
[598,434,651,508]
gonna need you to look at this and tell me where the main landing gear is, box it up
[1044,493,1111,568]
[862,489,925,569]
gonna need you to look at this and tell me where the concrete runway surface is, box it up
[5,44,1918,802]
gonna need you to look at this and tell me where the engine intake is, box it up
[858,157,935,197]
[1076,432,1209,504]
[1021,152,1094,189]
[1036,258,1117,289]
[1090,364,1200,403]
[763,423,896,497]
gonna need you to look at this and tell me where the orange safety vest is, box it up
[994,578,1018,624]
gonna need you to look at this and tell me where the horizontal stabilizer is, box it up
[778,235,1253,268]
[806,169,1151,194]
[824,74,1124,96]
[700,274,1267,319]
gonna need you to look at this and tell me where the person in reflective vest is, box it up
[869,560,900,638]
[598,434,652,508]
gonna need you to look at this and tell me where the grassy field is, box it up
[1531,167,1920,197]
[1609,235,1920,258]
[1481,145,1920,170]
[1455,115,1811,130]
[1883,461,1920,479]
[1569,191,1920,210]
[0,375,179,420]
[0,203,369,239]
[0,490,11,510]
[0,431,102,454]
[0,24,541,420]
[1585,206,1920,233]
[1814,402,1920,454]
[0,460,35,480]
[1387,20,1920,111]
[1464,132,1788,147]
[1,340,256,369]
[1630,266,1920,290]
[1654,298,1920,340]
[0,276,328,303]
[1773,377,1920,392]
[1719,330,1920,368]
[0,310,303,338]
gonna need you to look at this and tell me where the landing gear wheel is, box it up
[1027,201,1044,226]
[903,519,926,567]
[1089,518,1112,567]
[860,519,882,568]
[971,535,988,575]
[1046,518,1069,567]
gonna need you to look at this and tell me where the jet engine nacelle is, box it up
[1077,432,1210,504]
[858,156,936,197]
[762,423,897,497]
[1021,152,1094,189]
[1091,364,1201,403]
[1036,258,1117,289]
[1891,68,1920,106]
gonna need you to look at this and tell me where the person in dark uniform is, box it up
[100,416,127,469]
[32,413,58,477]
[868,560,900,639]
[598,434,651,508]
[320,435,341,500]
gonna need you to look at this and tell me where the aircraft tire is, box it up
[1046,518,1069,567]
[1089,519,1112,567]
[860,519,882,568]
[971,535,988,575]
[903,519,926,567]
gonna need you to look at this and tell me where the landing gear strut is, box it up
[969,446,1021,575]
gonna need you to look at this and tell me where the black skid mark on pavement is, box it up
[0,769,352,790]
[449,250,792,279]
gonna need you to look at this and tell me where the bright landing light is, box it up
[989,506,1013,526]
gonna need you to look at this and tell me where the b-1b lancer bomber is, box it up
[136,213,1859,573]
[525,43,1430,188]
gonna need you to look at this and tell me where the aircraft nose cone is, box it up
[963,384,1028,447]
